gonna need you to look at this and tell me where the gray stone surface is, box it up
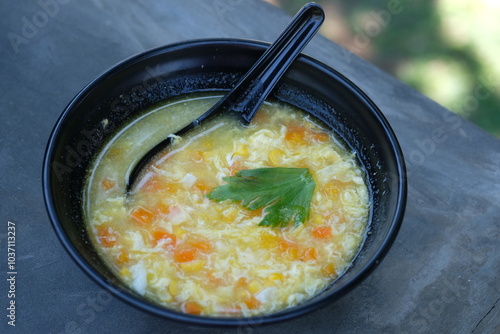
[0,0,498,333]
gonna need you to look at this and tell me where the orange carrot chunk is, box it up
[300,247,318,261]
[284,125,308,145]
[244,296,261,310]
[189,240,211,252]
[152,231,177,246]
[183,301,203,315]
[194,181,211,194]
[312,226,332,239]
[96,225,117,248]
[130,207,154,225]
[311,131,330,143]
[101,178,116,191]
[173,248,197,263]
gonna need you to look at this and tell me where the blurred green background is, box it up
[264,0,500,137]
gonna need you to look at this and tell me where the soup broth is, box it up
[84,94,369,317]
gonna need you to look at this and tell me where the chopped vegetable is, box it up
[207,167,316,228]
[312,226,332,239]
[183,301,203,315]
[95,225,117,247]
[130,207,154,225]
[173,248,197,263]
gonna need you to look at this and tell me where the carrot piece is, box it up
[194,181,211,194]
[173,248,197,263]
[130,207,154,226]
[284,125,308,145]
[244,296,261,310]
[189,240,211,252]
[141,173,180,193]
[152,230,177,246]
[207,272,224,286]
[236,277,248,288]
[300,247,318,261]
[95,225,117,248]
[310,131,330,143]
[183,301,203,315]
[141,174,162,192]
[101,178,116,191]
[243,207,263,218]
[312,226,332,239]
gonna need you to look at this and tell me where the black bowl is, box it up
[42,39,407,327]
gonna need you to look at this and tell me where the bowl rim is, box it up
[42,37,407,327]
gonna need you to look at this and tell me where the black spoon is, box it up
[126,2,325,192]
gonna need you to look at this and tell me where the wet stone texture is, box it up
[1,1,498,333]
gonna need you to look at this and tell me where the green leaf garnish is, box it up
[206,167,316,228]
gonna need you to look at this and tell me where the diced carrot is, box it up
[236,277,248,288]
[141,174,180,193]
[207,272,224,286]
[189,240,211,252]
[312,226,332,239]
[130,207,154,226]
[300,247,318,261]
[96,225,117,248]
[244,296,261,310]
[152,230,177,246]
[243,207,263,219]
[183,301,203,315]
[141,174,162,192]
[101,178,116,191]
[310,131,330,143]
[284,125,308,146]
[194,181,211,194]
[173,248,197,263]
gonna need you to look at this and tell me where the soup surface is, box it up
[84,94,369,317]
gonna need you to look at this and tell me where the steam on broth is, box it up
[84,94,369,317]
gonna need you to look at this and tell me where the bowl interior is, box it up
[43,39,406,326]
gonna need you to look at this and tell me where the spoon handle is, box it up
[126,3,324,192]
[200,2,325,124]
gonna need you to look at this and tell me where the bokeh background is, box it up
[264,0,500,137]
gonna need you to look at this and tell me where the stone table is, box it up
[0,1,498,333]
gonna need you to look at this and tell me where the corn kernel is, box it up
[172,226,186,237]
[223,207,239,223]
[180,259,205,272]
[268,273,283,281]
[312,213,324,225]
[322,263,336,277]
[119,267,131,279]
[248,280,262,294]
[268,149,284,166]
[235,144,249,157]
[169,281,181,296]
[260,232,279,249]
